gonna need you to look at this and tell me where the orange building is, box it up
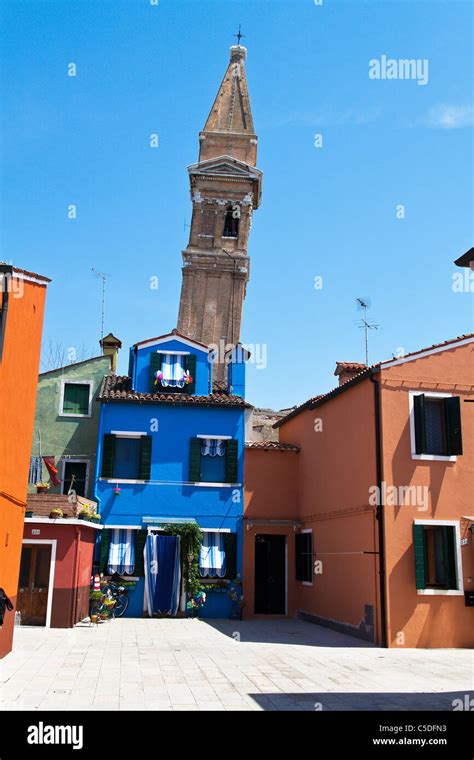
[0,264,50,658]
[244,335,474,648]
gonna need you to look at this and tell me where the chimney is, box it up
[100,333,122,373]
[334,361,367,386]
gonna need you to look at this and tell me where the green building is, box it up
[29,335,121,499]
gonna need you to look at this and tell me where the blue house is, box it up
[93,330,250,618]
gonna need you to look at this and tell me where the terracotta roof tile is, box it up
[245,441,300,451]
[275,333,474,429]
[99,375,251,408]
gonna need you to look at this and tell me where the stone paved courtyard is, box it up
[0,618,472,711]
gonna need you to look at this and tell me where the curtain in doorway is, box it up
[144,534,181,616]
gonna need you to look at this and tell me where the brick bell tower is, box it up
[177,43,263,382]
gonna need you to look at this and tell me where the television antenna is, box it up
[91,268,110,342]
[355,297,379,366]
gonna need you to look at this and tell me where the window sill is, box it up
[412,453,457,462]
[103,478,147,484]
[59,413,92,419]
[302,581,313,587]
[417,589,464,596]
[191,482,241,488]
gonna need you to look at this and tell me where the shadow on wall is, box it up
[201,618,374,648]
[248,690,474,711]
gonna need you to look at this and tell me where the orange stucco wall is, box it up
[278,381,381,642]
[0,273,48,657]
[243,449,299,618]
[245,340,473,648]
[379,343,474,647]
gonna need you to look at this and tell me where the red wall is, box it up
[22,522,96,628]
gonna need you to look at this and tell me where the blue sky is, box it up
[2,0,472,409]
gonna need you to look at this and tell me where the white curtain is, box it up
[201,438,226,457]
[161,353,185,388]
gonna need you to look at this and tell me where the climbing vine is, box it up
[162,523,204,600]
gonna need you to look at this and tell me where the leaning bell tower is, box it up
[177,41,263,381]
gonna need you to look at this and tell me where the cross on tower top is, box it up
[233,25,245,46]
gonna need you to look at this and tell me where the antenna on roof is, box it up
[91,268,110,342]
[355,297,379,365]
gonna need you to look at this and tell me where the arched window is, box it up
[223,205,239,238]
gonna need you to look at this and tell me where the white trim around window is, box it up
[60,458,90,498]
[59,379,93,418]
[301,528,313,586]
[408,390,457,463]
[110,431,147,438]
[414,519,464,596]
[196,435,232,440]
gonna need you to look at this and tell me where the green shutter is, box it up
[444,396,463,456]
[149,352,162,392]
[63,383,89,414]
[101,434,115,478]
[99,529,111,574]
[186,354,197,394]
[224,532,237,579]
[226,439,238,483]
[295,533,304,581]
[189,438,201,482]
[134,530,148,577]
[413,394,426,454]
[139,436,152,480]
[413,524,426,589]
[442,526,457,589]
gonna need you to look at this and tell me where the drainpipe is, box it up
[70,526,81,628]
[370,372,388,648]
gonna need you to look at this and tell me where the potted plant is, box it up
[49,507,63,519]
[113,486,121,496]
[35,482,50,494]
[25,509,33,518]
[90,513,101,523]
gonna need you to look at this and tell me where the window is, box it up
[101,434,152,481]
[62,461,88,498]
[199,532,226,578]
[189,438,238,484]
[414,523,460,592]
[412,393,463,458]
[199,208,215,237]
[149,352,196,394]
[223,207,239,238]
[61,382,91,416]
[295,531,313,583]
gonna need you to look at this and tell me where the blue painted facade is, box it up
[94,333,247,618]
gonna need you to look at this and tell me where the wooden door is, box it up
[17,544,52,625]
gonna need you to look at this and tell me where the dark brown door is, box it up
[254,534,286,614]
[17,544,52,625]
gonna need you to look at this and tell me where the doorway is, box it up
[17,543,54,626]
[254,534,286,614]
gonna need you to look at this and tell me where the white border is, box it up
[59,379,93,418]
[19,539,57,627]
[155,350,190,356]
[60,458,90,498]
[24,517,102,530]
[414,519,464,596]
[136,335,208,352]
[408,390,457,462]
[301,528,313,586]
[382,336,473,369]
